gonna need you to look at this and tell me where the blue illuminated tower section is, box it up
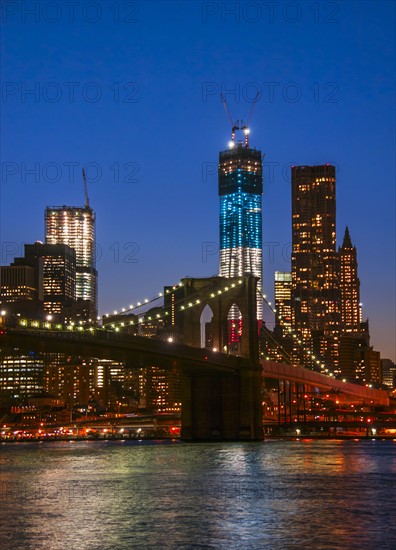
[218,126,263,329]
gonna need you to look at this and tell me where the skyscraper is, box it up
[45,205,97,318]
[291,164,341,371]
[339,226,360,333]
[12,242,76,318]
[274,271,292,330]
[218,124,263,326]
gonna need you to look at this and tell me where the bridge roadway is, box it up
[262,360,389,406]
[1,327,241,374]
[1,327,390,405]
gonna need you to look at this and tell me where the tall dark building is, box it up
[381,358,396,389]
[291,164,341,371]
[12,242,76,318]
[218,124,263,327]
[0,264,38,304]
[339,226,361,333]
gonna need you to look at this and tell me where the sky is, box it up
[1,1,395,361]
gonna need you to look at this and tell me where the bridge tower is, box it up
[176,274,262,441]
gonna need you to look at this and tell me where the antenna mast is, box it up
[82,167,89,208]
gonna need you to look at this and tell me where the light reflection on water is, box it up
[0,439,395,549]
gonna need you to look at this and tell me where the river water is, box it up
[0,439,395,549]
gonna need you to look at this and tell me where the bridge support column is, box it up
[179,275,262,441]
[181,364,262,441]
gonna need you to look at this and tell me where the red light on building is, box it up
[170,426,180,435]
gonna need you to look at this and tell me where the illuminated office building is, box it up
[381,359,396,389]
[45,205,97,318]
[0,265,37,303]
[137,366,181,413]
[44,354,93,407]
[274,271,292,330]
[12,242,76,318]
[291,165,341,371]
[0,352,45,404]
[218,125,263,335]
[339,226,360,333]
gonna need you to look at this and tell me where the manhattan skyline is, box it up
[1,1,394,361]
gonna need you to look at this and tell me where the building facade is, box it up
[339,226,361,333]
[0,265,37,304]
[274,271,292,330]
[13,242,76,319]
[0,351,45,406]
[218,129,263,327]
[291,164,341,371]
[381,359,396,389]
[45,205,97,319]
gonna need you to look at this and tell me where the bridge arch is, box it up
[224,302,243,356]
[179,275,259,363]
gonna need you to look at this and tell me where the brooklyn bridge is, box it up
[1,275,389,441]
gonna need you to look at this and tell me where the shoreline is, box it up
[2,434,396,444]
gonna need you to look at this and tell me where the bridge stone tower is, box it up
[174,275,262,441]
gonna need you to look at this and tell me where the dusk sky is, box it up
[1,1,395,361]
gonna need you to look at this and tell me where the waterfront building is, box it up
[339,320,382,385]
[0,351,45,406]
[291,164,341,372]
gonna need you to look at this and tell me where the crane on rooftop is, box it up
[221,92,260,148]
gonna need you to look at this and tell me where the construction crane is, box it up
[221,92,261,148]
[82,167,90,209]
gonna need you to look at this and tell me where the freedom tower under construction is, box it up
[218,119,263,345]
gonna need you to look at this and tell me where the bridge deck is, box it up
[262,360,389,405]
[1,327,389,405]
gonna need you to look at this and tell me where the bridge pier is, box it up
[178,275,263,441]
[181,363,262,441]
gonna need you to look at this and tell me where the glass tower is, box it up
[218,127,263,322]
[45,205,97,317]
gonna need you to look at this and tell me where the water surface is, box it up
[1,439,395,549]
